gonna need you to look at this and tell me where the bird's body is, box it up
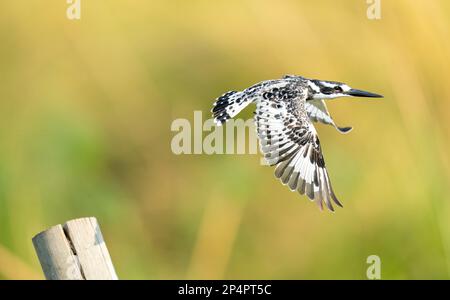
[212,75,382,211]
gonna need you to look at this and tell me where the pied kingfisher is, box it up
[211,75,382,211]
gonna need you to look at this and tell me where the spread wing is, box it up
[306,100,352,134]
[255,87,342,211]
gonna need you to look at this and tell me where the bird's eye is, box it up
[320,87,333,94]
[334,86,343,92]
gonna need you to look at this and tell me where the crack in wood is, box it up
[62,225,86,280]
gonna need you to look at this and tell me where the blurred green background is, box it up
[0,0,449,279]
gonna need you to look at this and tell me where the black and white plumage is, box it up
[212,75,382,211]
[305,100,352,134]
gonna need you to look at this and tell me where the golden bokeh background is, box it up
[0,0,449,279]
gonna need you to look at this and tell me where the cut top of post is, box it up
[32,217,118,280]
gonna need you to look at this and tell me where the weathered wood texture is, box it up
[32,217,118,280]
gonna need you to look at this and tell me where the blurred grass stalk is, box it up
[187,194,244,279]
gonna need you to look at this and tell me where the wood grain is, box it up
[32,217,118,280]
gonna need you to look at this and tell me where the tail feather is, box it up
[212,91,251,126]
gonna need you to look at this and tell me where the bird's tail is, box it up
[211,91,251,126]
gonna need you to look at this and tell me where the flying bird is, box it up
[211,75,382,211]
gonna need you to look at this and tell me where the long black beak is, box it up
[347,89,383,98]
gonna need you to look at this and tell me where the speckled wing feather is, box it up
[306,99,352,134]
[212,91,248,125]
[255,85,342,211]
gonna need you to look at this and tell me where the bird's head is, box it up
[306,79,383,100]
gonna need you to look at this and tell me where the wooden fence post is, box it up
[32,217,118,280]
